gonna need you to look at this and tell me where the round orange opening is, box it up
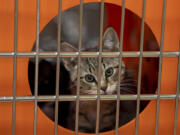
[28,2,159,134]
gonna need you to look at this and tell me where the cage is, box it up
[0,0,179,135]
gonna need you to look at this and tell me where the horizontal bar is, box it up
[0,94,179,102]
[0,51,179,58]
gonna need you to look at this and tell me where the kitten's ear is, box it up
[103,27,119,51]
[60,42,77,71]
[60,42,77,52]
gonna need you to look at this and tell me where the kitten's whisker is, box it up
[122,78,137,81]
[120,83,137,86]
[121,80,137,83]
[111,84,137,87]
[120,87,136,91]
[120,86,137,91]
[119,88,137,94]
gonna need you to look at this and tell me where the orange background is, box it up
[0,0,180,135]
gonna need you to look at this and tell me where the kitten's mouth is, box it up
[100,90,114,95]
[100,90,107,95]
[103,92,107,95]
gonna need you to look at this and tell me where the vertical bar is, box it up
[75,0,83,134]
[173,44,180,135]
[12,0,18,134]
[33,0,40,135]
[96,0,104,134]
[54,0,62,135]
[115,0,125,135]
[155,0,167,135]
[135,0,146,135]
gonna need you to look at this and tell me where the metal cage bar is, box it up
[115,0,125,134]
[173,44,180,135]
[155,0,167,135]
[1,94,180,102]
[74,0,83,134]
[95,0,104,134]
[33,0,40,134]
[12,0,18,134]
[0,51,179,58]
[135,0,146,134]
[54,0,62,134]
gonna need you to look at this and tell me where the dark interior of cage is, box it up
[28,3,159,133]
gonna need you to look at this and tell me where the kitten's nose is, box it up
[101,86,107,92]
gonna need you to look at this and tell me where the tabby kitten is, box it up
[61,27,137,133]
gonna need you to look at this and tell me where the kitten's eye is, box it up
[105,67,114,77]
[85,74,95,83]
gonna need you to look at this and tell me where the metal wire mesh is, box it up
[115,0,125,134]
[155,0,167,135]
[135,0,146,134]
[12,0,18,134]
[0,0,179,135]
[75,0,83,134]
[33,0,40,134]
[54,0,62,135]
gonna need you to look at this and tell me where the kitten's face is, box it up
[61,27,125,94]
[73,57,125,94]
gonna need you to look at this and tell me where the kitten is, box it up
[61,27,137,133]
